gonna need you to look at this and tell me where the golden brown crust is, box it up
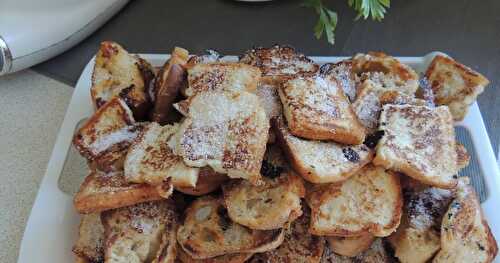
[321,238,392,263]
[177,246,252,263]
[456,142,470,170]
[326,234,375,257]
[272,116,373,184]
[279,75,365,144]
[176,196,285,259]
[320,61,357,102]
[74,170,163,214]
[307,165,403,237]
[425,55,489,121]
[175,167,229,196]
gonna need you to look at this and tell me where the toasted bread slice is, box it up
[388,184,454,263]
[255,83,282,143]
[124,122,199,189]
[177,247,252,263]
[249,208,325,263]
[185,50,221,69]
[320,61,357,102]
[239,45,318,84]
[177,196,285,259]
[321,238,392,263]
[150,47,189,124]
[326,234,375,257]
[171,90,269,185]
[175,167,229,196]
[184,62,261,97]
[74,170,164,214]
[352,52,419,95]
[279,75,366,144]
[456,143,470,169]
[222,172,305,230]
[73,213,105,263]
[425,55,489,121]
[91,41,153,119]
[307,165,402,237]
[102,200,178,263]
[73,97,142,172]
[373,104,459,188]
[433,179,498,263]
[273,116,373,184]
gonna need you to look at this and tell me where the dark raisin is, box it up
[477,242,485,251]
[216,207,231,231]
[260,160,284,179]
[364,131,385,148]
[342,148,360,162]
[453,175,458,179]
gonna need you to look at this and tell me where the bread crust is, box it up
[307,165,403,237]
[74,170,163,214]
[326,234,375,257]
[177,247,252,263]
[273,116,373,184]
[72,213,105,263]
[321,238,392,263]
[175,167,228,196]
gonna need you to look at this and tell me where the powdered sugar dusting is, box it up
[90,125,140,154]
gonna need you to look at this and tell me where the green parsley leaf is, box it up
[303,0,338,45]
[348,0,390,21]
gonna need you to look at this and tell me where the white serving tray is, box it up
[18,53,500,262]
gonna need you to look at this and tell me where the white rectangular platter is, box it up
[18,53,500,262]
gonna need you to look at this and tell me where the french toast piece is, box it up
[150,47,189,124]
[433,179,498,263]
[177,196,285,259]
[184,62,261,97]
[124,122,199,189]
[425,55,489,121]
[352,52,419,95]
[175,167,229,196]
[74,170,164,214]
[185,49,221,69]
[91,41,153,120]
[222,172,305,230]
[101,200,178,263]
[373,104,459,189]
[73,97,142,172]
[388,180,454,263]
[279,75,366,144]
[255,83,282,143]
[171,90,269,185]
[239,45,318,84]
[352,80,425,133]
[177,246,253,263]
[326,234,375,257]
[307,165,402,237]
[321,238,392,263]
[73,213,105,263]
[248,208,325,263]
[456,143,470,169]
[273,116,373,184]
[320,61,357,102]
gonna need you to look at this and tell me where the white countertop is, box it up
[0,70,72,263]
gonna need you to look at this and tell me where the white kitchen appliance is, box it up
[0,0,129,75]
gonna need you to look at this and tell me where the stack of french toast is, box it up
[71,41,498,263]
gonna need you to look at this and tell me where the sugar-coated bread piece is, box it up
[74,170,164,214]
[307,165,402,237]
[222,172,305,230]
[279,75,366,144]
[91,41,154,120]
[150,47,189,124]
[273,116,373,184]
[321,238,392,263]
[388,182,454,263]
[185,49,221,70]
[171,91,269,185]
[326,234,375,257]
[177,196,285,259]
[73,213,105,263]
[320,61,357,102]
[73,97,142,172]
[255,83,283,143]
[124,122,199,190]
[373,104,459,189]
[425,55,489,121]
[101,201,178,263]
[248,208,325,263]
[456,143,470,169]
[177,246,253,263]
[185,62,261,97]
[175,167,229,196]
[352,52,419,95]
[433,179,498,263]
[239,45,318,84]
